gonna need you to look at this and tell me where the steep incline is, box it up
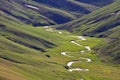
[76,0,116,7]
[34,0,99,15]
[0,0,76,26]
[34,0,116,17]
[57,0,120,63]
[0,0,115,26]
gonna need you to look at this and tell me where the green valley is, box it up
[57,0,120,63]
[0,22,120,80]
[0,0,120,80]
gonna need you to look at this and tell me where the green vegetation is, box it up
[1,0,115,26]
[57,0,120,63]
[0,0,120,80]
[0,0,75,25]
[0,16,120,79]
[76,0,116,7]
[34,0,99,14]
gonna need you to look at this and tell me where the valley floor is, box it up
[0,26,120,80]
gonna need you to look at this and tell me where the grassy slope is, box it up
[57,0,120,63]
[34,0,99,14]
[76,0,116,7]
[0,0,78,25]
[0,0,115,26]
[0,0,120,80]
[0,14,120,80]
[33,0,116,19]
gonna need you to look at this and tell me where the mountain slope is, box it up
[57,0,120,63]
[34,0,116,16]
[34,0,99,14]
[0,7,68,55]
[0,10,67,79]
[0,0,116,26]
[1,14,120,80]
[0,0,77,26]
[0,1,120,80]
[76,0,116,7]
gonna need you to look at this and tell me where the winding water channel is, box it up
[61,36,92,80]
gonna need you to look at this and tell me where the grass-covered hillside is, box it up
[57,0,120,63]
[0,0,77,26]
[76,0,116,7]
[34,0,99,15]
[0,15,120,80]
[34,0,116,19]
[0,0,115,26]
[0,0,120,80]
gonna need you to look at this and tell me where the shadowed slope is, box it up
[57,0,120,63]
